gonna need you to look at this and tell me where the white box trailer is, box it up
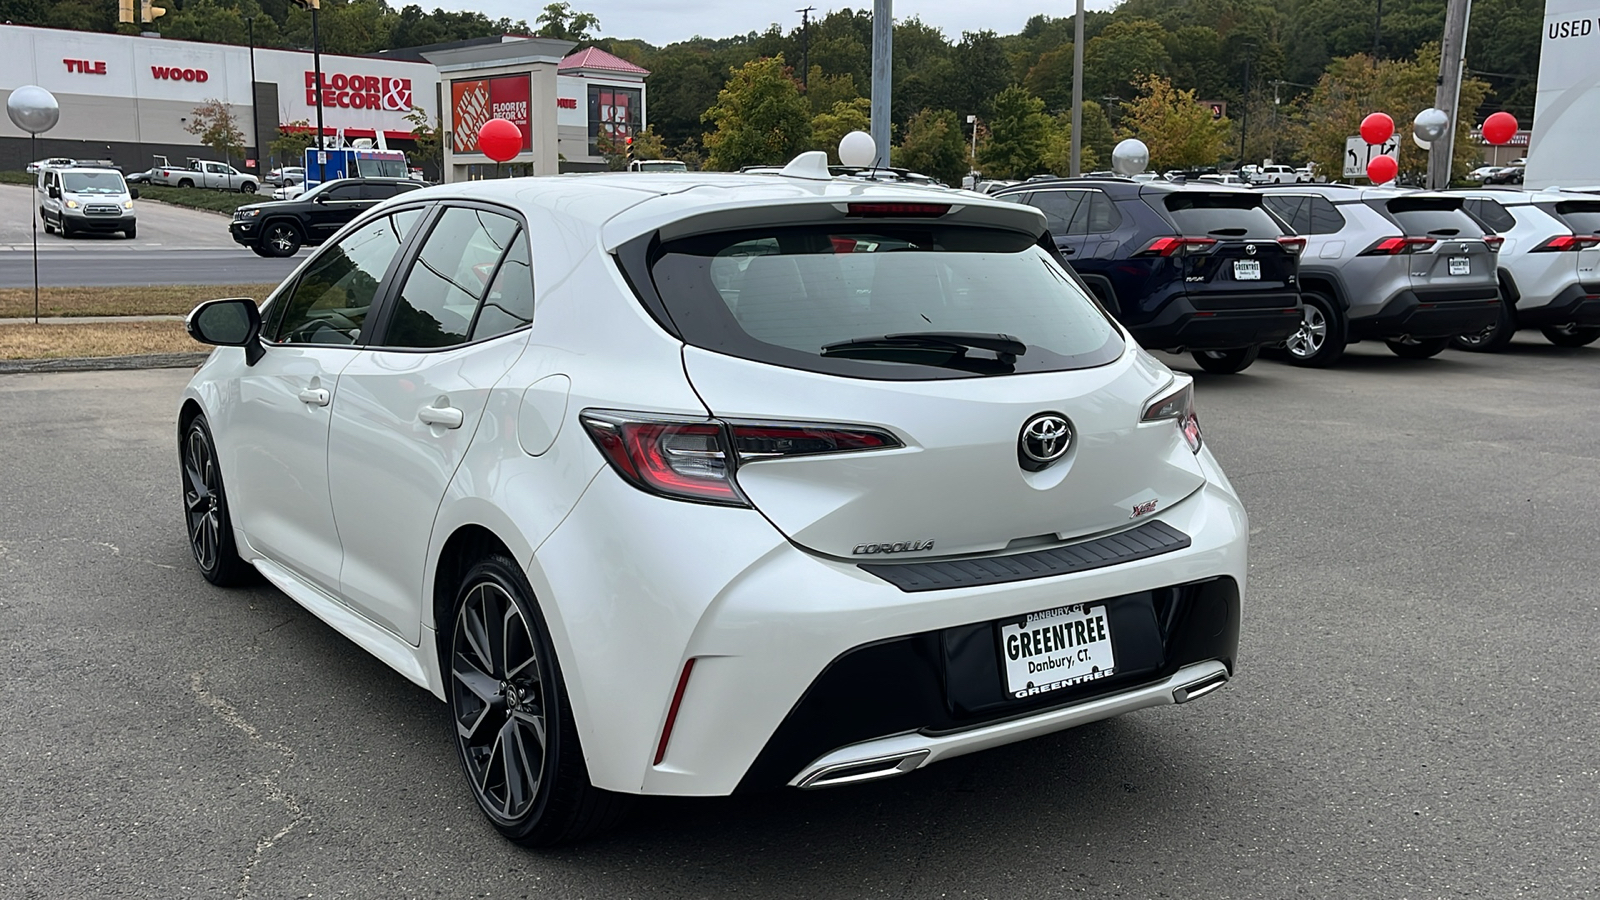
[1526,0,1600,189]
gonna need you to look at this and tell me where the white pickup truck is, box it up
[149,156,260,193]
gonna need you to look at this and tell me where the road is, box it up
[1,339,1597,899]
[0,184,298,287]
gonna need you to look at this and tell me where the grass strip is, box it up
[1,171,263,213]
[0,284,275,319]
[0,320,202,360]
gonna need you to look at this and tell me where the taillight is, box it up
[846,202,948,218]
[1482,234,1504,252]
[1142,379,1202,453]
[1360,236,1437,255]
[1277,236,1307,255]
[580,411,901,506]
[1137,236,1218,257]
[1531,234,1600,252]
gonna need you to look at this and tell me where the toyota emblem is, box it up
[1018,413,1073,471]
[1245,243,1258,255]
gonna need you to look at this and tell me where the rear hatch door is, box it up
[1381,196,1496,291]
[1151,189,1299,309]
[642,212,1208,559]
[1547,199,1600,282]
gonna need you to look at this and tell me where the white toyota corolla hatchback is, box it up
[179,157,1249,846]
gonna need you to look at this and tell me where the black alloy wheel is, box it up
[180,417,252,586]
[447,556,630,846]
[1192,345,1261,374]
[1385,337,1451,359]
[262,222,302,257]
[1540,324,1600,347]
[1452,296,1516,352]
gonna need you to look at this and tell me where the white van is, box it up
[38,165,138,239]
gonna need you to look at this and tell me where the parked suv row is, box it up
[1257,184,1501,365]
[996,178,1304,374]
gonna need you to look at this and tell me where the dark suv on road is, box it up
[230,177,421,257]
[994,178,1304,373]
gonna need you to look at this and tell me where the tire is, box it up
[59,218,74,238]
[1451,296,1515,352]
[1385,337,1450,359]
[1191,345,1261,374]
[241,181,257,194]
[262,221,302,257]
[42,216,54,235]
[123,225,137,239]
[447,555,632,847]
[180,416,254,587]
[249,245,274,258]
[177,179,194,188]
[1541,324,1600,347]
[1284,292,1347,367]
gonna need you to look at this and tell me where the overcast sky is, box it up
[463,1,1122,48]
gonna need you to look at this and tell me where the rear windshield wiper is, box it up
[821,332,1028,373]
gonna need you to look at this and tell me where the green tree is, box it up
[536,2,599,41]
[951,31,1010,118]
[404,106,441,171]
[268,119,318,169]
[1042,112,1101,175]
[1118,75,1230,170]
[977,86,1052,179]
[702,55,814,170]
[1084,18,1171,102]
[893,108,970,186]
[810,98,872,164]
[1023,44,1075,113]
[186,99,248,167]
[804,68,861,115]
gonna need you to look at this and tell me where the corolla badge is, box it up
[1018,413,1073,472]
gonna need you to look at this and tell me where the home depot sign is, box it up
[451,75,532,154]
[306,71,413,111]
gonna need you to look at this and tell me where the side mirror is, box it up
[129,187,140,200]
[186,298,265,366]
[313,193,327,203]
[47,185,60,198]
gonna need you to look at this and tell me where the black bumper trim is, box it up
[1351,287,1501,340]
[860,520,1191,593]
[1516,283,1600,328]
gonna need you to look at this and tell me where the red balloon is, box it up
[1482,111,1518,146]
[477,117,523,162]
[1360,112,1395,146]
[1366,154,1398,184]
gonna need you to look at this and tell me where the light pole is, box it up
[292,1,326,149]
[797,6,814,90]
[244,16,260,171]
[7,86,59,326]
[1238,43,1256,166]
[1069,0,1084,176]
[966,113,978,181]
[870,0,892,168]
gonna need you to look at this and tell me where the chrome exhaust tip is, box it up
[1172,670,1228,704]
[795,749,931,790]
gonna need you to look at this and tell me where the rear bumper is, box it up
[1131,293,1303,351]
[1515,282,1600,328]
[1350,286,1500,340]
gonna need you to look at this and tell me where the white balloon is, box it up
[1111,139,1150,176]
[1413,108,1449,143]
[6,85,59,135]
[838,130,876,168]
[1413,133,1431,151]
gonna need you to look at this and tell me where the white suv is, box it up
[178,158,1249,845]
[1450,189,1600,350]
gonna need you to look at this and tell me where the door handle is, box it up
[298,388,330,406]
[419,405,464,429]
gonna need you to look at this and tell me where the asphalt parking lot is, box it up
[1,339,1597,899]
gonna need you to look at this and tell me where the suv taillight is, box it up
[1137,236,1218,257]
[1359,236,1438,255]
[580,411,901,506]
[1277,236,1307,255]
[1482,234,1505,252]
[1531,234,1600,252]
[1141,379,1202,454]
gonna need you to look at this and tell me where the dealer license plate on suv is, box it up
[1449,256,1471,275]
[999,603,1116,699]
[1233,259,1261,280]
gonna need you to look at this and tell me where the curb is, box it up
[0,351,210,375]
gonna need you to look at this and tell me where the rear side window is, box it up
[647,224,1123,380]
[1381,198,1482,237]
[1067,192,1121,234]
[1461,198,1518,234]
[1159,192,1285,238]
[1549,201,1600,236]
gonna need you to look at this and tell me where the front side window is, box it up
[381,207,523,349]
[269,211,421,345]
[648,224,1124,379]
[1026,191,1085,233]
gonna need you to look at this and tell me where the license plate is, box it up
[1233,259,1261,280]
[999,603,1116,699]
[1449,256,1471,276]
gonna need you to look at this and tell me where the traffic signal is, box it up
[140,0,166,23]
[118,0,135,24]
[626,135,634,162]
[1211,104,1224,120]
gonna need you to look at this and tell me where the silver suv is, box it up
[1448,188,1600,350]
[1259,185,1500,365]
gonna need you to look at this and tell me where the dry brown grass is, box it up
[0,321,202,360]
[0,284,274,319]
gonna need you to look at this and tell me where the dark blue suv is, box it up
[995,178,1304,373]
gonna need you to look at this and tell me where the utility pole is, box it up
[1070,0,1084,176]
[245,16,260,171]
[870,0,892,168]
[1428,0,1473,190]
[1373,0,1383,61]
[797,6,815,90]
[1239,45,1254,166]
